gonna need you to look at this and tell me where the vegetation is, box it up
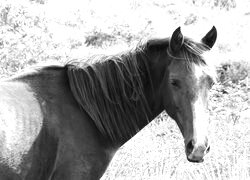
[0,0,249,179]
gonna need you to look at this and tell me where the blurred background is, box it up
[0,0,249,179]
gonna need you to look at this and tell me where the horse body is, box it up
[0,67,115,179]
[0,26,217,179]
[0,80,43,180]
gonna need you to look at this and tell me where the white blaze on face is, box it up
[169,59,213,161]
[187,64,210,160]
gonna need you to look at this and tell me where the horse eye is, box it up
[170,79,181,88]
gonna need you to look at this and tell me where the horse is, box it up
[0,26,217,180]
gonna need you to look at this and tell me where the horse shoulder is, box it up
[0,80,47,179]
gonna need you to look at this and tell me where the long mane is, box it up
[65,36,211,142]
[66,45,151,141]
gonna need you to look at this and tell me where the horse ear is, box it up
[169,27,184,53]
[201,26,217,49]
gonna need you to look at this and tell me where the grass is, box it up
[0,0,249,179]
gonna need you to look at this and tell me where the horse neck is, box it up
[112,53,167,147]
[142,57,167,122]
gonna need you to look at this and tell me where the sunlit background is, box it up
[0,0,249,179]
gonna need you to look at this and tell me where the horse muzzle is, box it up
[185,138,210,163]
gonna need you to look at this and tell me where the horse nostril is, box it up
[186,140,194,154]
[206,145,210,153]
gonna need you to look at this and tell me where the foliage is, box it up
[190,0,237,10]
[217,61,249,85]
[0,0,249,179]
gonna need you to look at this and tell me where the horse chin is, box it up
[187,157,204,163]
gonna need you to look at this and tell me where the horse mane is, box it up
[65,36,211,142]
[167,37,209,68]
[66,45,152,141]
